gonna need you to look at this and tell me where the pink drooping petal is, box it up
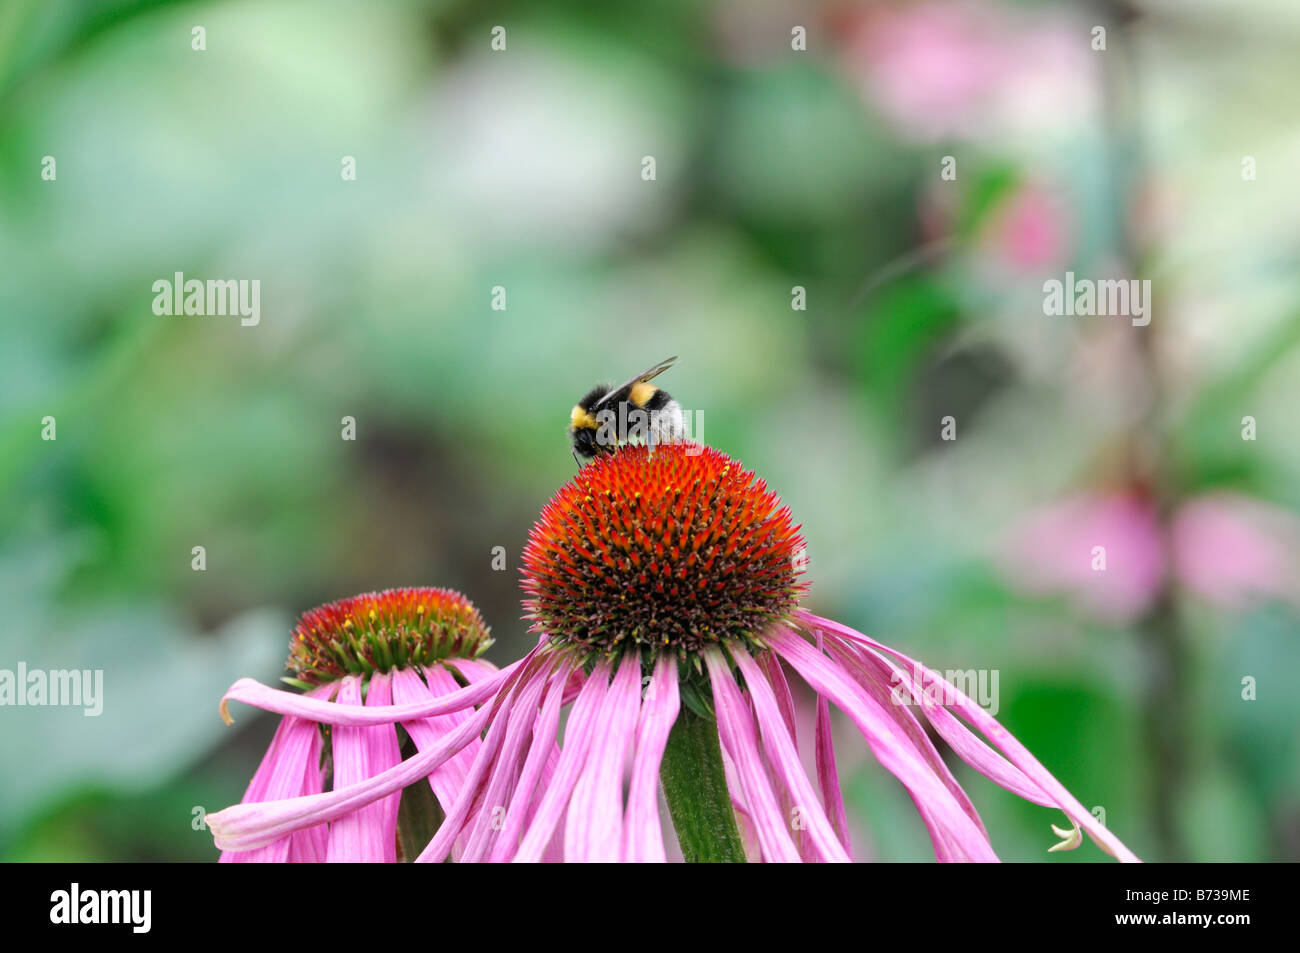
[720,750,763,862]
[565,654,643,862]
[221,683,334,863]
[559,666,587,706]
[416,653,552,863]
[488,658,575,861]
[796,609,1141,863]
[529,741,563,847]
[370,673,403,856]
[705,650,801,862]
[228,717,295,810]
[756,651,798,742]
[831,637,1053,807]
[712,698,769,863]
[821,637,997,829]
[390,666,479,813]
[540,824,566,863]
[732,650,850,862]
[814,634,852,854]
[459,664,554,861]
[754,700,804,857]
[768,626,999,862]
[751,653,802,854]
[622,655,680,862]
[221,721,305,863]
[448,658,499,682]
[288,724,329,862]
[911,796,965,862]
[325,674,401,861]
[323,675,371,862]
[218,660,522,726]
[206,700,494,852]
[513,661,611,862]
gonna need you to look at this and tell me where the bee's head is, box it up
[570,423,599,461]
[569,383,609,461]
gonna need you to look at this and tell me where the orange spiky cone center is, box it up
[522,444,807,660]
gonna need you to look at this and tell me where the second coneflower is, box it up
[211,587,500,862]
[208,444,1139,863]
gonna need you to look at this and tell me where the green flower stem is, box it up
[660,704,747,863]
[396,775,443,862]
[395,728,444,862]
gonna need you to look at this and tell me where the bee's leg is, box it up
[573,450,582,471]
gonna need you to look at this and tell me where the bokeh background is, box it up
[2,0,1298,862]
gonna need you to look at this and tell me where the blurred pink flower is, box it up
[851,1,1006,141]
[999,493,1165,623]
[840,0,1096,144]
[919,178,1073,273]
[983,183,1072,272]
[1000,491,1300,621]
[1172,494,1300,610]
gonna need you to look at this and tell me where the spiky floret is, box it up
[522,444,807,660]
[286,587,492,686]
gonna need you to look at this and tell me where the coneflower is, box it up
[212,587,500,862]
[208,445,1138,863]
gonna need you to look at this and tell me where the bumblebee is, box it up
[569,356,683,462]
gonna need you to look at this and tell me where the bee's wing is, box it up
[592,356,678,410]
